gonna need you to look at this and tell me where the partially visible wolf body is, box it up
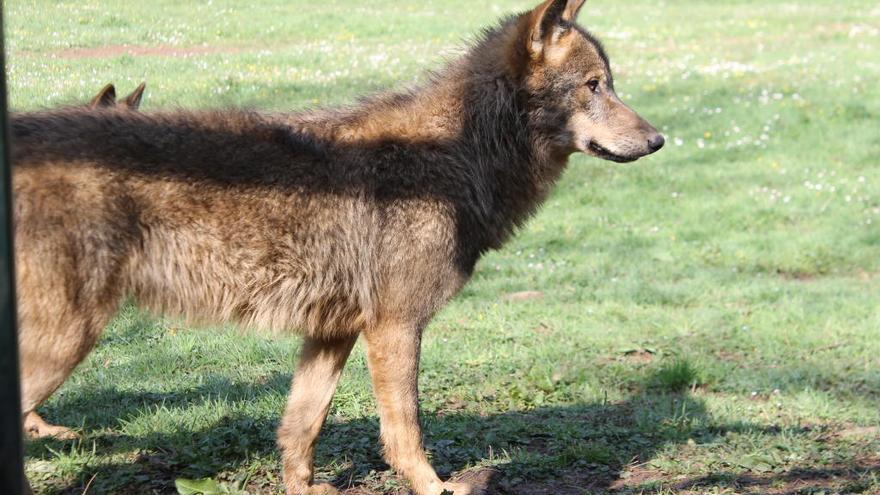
[12,1,662,493]
[87,82,147,110]
[21,81,148,441]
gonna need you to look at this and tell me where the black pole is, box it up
[0,3,26,495]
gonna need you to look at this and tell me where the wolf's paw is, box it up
[295,483,339,495]
[441,481,485,495]
[24,413,79,440]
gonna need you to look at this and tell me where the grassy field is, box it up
[7,0,880,493]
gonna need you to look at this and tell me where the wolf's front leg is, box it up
[363,322,483,495]
[278,335,358,495]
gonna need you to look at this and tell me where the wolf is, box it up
[87,82,147,110]
[20,82,148,441]
[11,0,662,493]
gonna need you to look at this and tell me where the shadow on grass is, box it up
[31,371,293,434]
[28,365,844,495]
[26,351,878,495]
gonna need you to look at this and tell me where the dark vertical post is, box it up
[0,4,26,495]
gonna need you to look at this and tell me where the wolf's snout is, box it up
[647,133,665,153]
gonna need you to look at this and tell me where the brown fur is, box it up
[12,2,661,494]
[23,81,148,441]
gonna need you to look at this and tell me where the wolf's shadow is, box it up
[27,365,836,495]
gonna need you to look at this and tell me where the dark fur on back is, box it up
[13,15,572,278]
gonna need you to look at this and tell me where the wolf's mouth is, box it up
[588,141,638,163]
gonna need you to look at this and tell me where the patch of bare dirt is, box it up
[610,459,880,494]
[608,467,666,491]
[496,468,617,495]
[30,44,239,59]
[775,269,817,282]
[340,468,498,495]
[713,349,747,362]
[502,291,544,302]
[835,425,880,440]
[598,348,656,365]
[621,349,656,364]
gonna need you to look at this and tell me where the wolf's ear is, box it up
[528,0,586,56]
[89,83,117,108]
[122,82,146,110]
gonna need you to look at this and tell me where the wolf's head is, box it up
[88,82,147,111]
[506,0,663,162]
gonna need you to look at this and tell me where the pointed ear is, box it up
[562,0,587,22]
[122,82,146,110]
[89,83,116,108]
[528,0,587,55]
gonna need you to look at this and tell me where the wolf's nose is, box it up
[647,134,665,153]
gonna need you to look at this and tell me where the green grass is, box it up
[650,359,702,393]
[7,0,880,493]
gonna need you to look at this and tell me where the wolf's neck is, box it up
[457,72,570,256]
[293,57,569,263]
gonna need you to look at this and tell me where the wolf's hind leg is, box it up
[16,252,118,437]
[23,411,78,440]
[18,307,111,428]
[278,335,358,495]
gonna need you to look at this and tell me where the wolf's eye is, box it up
[587,79,600,93]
